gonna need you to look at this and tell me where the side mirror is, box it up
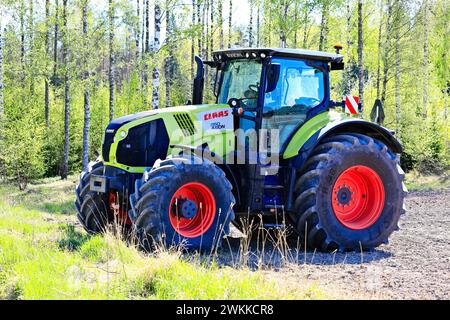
[266,63,280,93]
[331,61,345,71]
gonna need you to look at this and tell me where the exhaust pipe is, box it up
[192,55,204,105]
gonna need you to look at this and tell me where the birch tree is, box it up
[191,0,196,77]
[357,0,364,106]
[248,2,253,47]
[422,0,429,118]
[394,0,401,132]
[61,0,69,180]
[53,0,59,100]
[152,2,161,109]
[44,0,50,127]
[82,0,90,171]
[381,0,392,106]
[108,0,115,121]
[228,0,232,48]
[375,0,383,100]
[318,0,329,51]
[218,0,224,49]
[0,28,3,119]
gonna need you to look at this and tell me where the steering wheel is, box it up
[295,97,321,106]
[244,84,259,101]
[248,84,259,93]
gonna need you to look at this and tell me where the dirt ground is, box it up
[220,188,450,300]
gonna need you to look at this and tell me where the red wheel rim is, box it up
[169,182,216,238]
[109,191,132,225]
[332,165,385,230]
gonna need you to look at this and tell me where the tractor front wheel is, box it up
[129,156,235,251]
[290,133,407,252]
[75,161,113,234]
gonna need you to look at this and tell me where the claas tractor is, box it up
[75,48,406,252]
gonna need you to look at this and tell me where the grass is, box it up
[0,176,324,300]
[404,170,450,191]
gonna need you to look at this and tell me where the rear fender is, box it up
[284,117,402,169]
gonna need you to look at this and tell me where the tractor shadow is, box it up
[214,227,392,269]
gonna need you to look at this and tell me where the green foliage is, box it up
[0,0,448,187]
[0,93,45,189]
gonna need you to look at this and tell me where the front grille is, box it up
[173,113,196,136]
[116,119,169,167]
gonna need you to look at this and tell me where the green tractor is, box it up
[75,48,406,252]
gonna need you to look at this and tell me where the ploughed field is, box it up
[222,188,450,299]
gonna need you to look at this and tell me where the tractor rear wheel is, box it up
[75,161,113,234]
[129,156,235,251]
[289,133,407,252]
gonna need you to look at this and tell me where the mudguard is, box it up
[282,111,402,168]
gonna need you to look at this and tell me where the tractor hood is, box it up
[101,103,235,173]
[107,103,232,130]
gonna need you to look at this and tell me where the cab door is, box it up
[261,58,328,153]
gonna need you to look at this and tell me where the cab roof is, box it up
[212,47,344,63]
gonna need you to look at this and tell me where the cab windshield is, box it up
[218,59,262,105]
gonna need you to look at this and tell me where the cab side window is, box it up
[262,58,326,150]
[264,59,325,113]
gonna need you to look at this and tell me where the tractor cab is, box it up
[201,48,345,153]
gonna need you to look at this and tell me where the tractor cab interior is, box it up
[213,51,328,150]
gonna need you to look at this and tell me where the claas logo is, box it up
[204,110,229,121]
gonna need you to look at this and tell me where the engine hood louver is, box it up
[173,113,196,136]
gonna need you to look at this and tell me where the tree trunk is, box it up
[376,1,383,99]
[256,4,260,47]
[204,0,208,58]
[381,0,393,106]
[197,0,201,53]
[228,0,232,48]
[344,0,352,95]
[136,0,140,57]
[45,0,50,128]
[61,0,69,180]
[109,0,115,121]
[192,0,196,78]
[302,4,309,48]
[0,29,4,119]
[249,3,253,47]
[219,0,224,49]
[53,0,59,100]
[422,0,429,118]
[318,1,329,51]
[20,0,25,85]
[142,0,149,106]
[142,0,147,57]
[395,9,401,133]
[293,2,298,47]
[152,2,161,109]
[357,0,364,106]
[165,0,171,107]
[280,2,288,48]
[210,0,214,55]
[444,0,448,121]
[29,0,35,95]
[82,0,90,171]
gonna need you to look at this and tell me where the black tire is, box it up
[75,161,113,234]
[289,133,407,252]
[129,156,235,251]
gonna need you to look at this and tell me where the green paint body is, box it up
[102,104,350,173]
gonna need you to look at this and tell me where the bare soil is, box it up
[220,189,450,300]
